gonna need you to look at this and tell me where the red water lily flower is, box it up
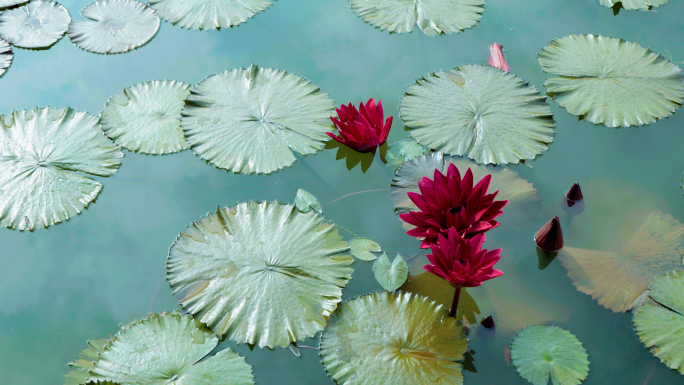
[399,164,508,248]
[488,43,511,73]
[327,98,393,153]
[424,228,503,288]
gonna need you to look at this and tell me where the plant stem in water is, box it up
[449,287,462,317]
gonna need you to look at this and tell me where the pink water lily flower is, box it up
[488,43,511,73]
[327,98,393,153]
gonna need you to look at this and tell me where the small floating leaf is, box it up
[598,0,669,10]
[0,107,123,230]
[537,34,684,127]
[0,37,11,77]
[348,0,484,36]
[511,325,589,385]
[68,0,160,54]
[386,139,426,167]
[167,201,353,348]
[0,0,71,49]
[181,65,334,174]
[100,80,191,154]
[149,0,274,31]
[634,270,684,375]
[295,188,322,214]
[399,65,555,165]
[320,291,468,385]
[349,237,381,261]
[373,253,408,291]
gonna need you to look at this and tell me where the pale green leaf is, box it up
[149,0,274,30]
[598,0,669,10]
[320,291,468,385]
[0,37,11,77]
[511,325,590,385]
[0,0,27,8]
[399,65,555,165]
[386,139,426,167]
[181,65,334,174]
[167,201,353,348]
[295,188,322,214]
[349,237,381,261]
[0,0,71,49]
[373,253,408,291]
[537,34,684,127]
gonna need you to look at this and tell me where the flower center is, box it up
[449,204,465,214]
[458,258,467,266]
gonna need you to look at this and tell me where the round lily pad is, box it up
[167,201,353,348]
[511,325,590,385]
[65,312,254,385]
[320,291,468,385]
[349,237,382,261]
[149,0,275,31]
[373,253,408,291]
[348,0,484,36]
[386,139,426,167]
[634,270,684,375]
[537,34,684,127]
[399,65,555,165]
[0,37,11,77]
[598,0,669,10]
[0,107,123,231]
[68,0,160,54]
[0,0,71,49]
[181,64,334,174]
[100,80,191,154]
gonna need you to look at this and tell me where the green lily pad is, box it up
[349,237,382,261]
[181,64,334,174]
[0,37,11,77]
[598,0,669,10]
[0,0,71,49]
[537,34,684,127]
[295,188,322,213]
[399,65,555,165]
[386,139,426,167]
[65,312,254,385]
[373,253,408,291]
[0,107,123,231]
[149,0,274,30]
[320,291,468,385]
[511,325,590,385]
[100,80,191,155]
[348,0,484,36]
[167,201,353,348]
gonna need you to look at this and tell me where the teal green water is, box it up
[1,0,684,383]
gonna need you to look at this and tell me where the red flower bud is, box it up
[535,216,563,252]
[566,183,583,207]
[481,315,495,328]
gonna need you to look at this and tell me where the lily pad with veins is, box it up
[0,0,71,49]
[295,188,322,214]
[373,253,408,291]
[167,201,353,348]
[0,107,123,231]
[68,0,160,54]
[0,37,11,77]
[386,139,426,168]
[149,0,274,31]
[598,0,669,10]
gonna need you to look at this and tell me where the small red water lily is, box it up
[488,43,511,73]
[399,164,508,248]
[327,98,393,153]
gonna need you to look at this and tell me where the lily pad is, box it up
[295,188,322,213]
[0,107,123,231]
[0,37,11,77]
[634,270,684,374]
[68,0,160,54]
[598,0,669,10]
[100,80,191,154]
[181,65,334,174]
[149,0,274,31]
[0,0,71,49]
[537,34,684,127]
[65,312,254,385]
[321,291,468,385]
[511,325,590,385]
[348,0,484,36]
[386,139,426,167]
[349,237,381,261]
[373,253,408,291]
[167,201,353,348]
[0,0,27,8]
[399,65,555,165]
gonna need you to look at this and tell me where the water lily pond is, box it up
[1,0,683,384]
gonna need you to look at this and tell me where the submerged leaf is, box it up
[349,237,381,261]
[399,65,555,165]
[598,0,669,10]
[167,201,353,348]
[373,253,408,291]
[149,0,274,30]
[181,65,334,174]
[511,325,589,385]
[0,0,70,49]
[0,37,11,77]
[0,107,123,230]
[537,34,684,127]
[386,139,426,167]
[320,291,468,385]
[68,0,160,54]
[295,188,322,213]
[100,80,191,154]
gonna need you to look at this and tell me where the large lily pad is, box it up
[511,325,590,385]
[598,0,669,10]
[634,270,684,375]
[348,0,484,36]
[320,291,468,385]
[100,80,191,154]
[149,0,274,31]
[181,65,334,174]
[537,34,684,127]
[0,0,71,49]
[65,312,254,385]
[68,0,160,54]
[399,65,555,165]
[0,37,11,77]
[0,107,123,231]
[167,201,353,348]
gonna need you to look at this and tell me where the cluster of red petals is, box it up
[399,164,508,248]
[327,98,393,153]
[425,228,503,288]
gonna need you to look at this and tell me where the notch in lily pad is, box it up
[349,237,382,261]
[373,253,408,291]
[385,139,426,168]
[295,188,322,214]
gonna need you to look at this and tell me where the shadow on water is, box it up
[324,141,387,173]
[536,247,558,270]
